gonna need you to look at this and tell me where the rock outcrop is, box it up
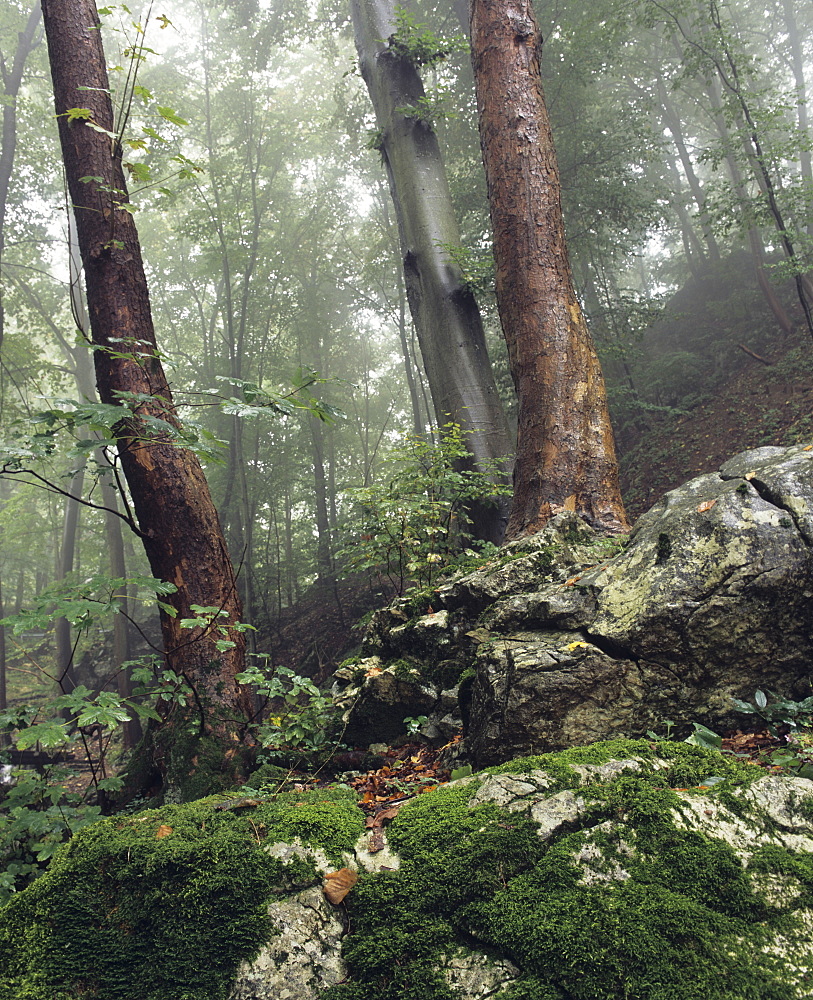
[337,444,813,765]
[3,741,813,999]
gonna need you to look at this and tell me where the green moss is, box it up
[338,655,363,674]
[388,657,418,679]
[327,743,797,999]
[126,718,249,804]
[399,585,435,617]
[0,788,364,1000]
[748,844,813,907]
[489,738,750,792]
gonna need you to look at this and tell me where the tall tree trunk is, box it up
[41,0,252,765]
[0,2,41,350]
[351,0,513,543]
[55,464,84,699]
[97,451,141,749]
[470,0,628,538]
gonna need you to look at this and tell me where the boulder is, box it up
[340,444,813,764]
[3,741,813,1000]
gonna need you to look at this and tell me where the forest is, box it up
[0,0,813,993]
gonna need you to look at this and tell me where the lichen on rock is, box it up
[339,443,813,764]
[324,740,813,1000]
[2,742,812,1000]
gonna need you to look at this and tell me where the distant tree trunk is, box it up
[41,0,252,772]
[310,413,333,581]
[655,73,721,263]
[97,452,141,749]
[780,0,811,234]
[470,0,628,538]
[0,574,6,748]
[396,288,424,435]
[0,483,7,746]
[55,465,84,699]
[0,2,41,350]
[351,0,513,543]
[703,78,796,336]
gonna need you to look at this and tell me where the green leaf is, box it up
[684,723,722,750]
[124,160,151,182]
[84,121,118,140]
[142,125,168,143]
[15,722,70,750]
[157,105,188,127]
[64,107,94,121]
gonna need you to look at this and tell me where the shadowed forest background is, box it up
[0,0,812,842]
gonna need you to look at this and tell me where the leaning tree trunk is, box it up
[470,0,628,538]
[351,0,513,543]
[40,0,253,758]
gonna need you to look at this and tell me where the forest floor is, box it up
[53,725,804,816]
[619,340,813,518]
[238,727,808,837]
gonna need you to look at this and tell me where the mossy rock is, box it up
[3,741,813,1000]
[0,788,364,1000]
[327,740,813,1000]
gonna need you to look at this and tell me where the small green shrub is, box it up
[339,424,509,595]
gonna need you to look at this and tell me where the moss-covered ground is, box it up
[2,739,812,1000]
[323,740,810,1000]
[0,787,363,1000]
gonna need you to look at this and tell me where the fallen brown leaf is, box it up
[323,868,358,905]
[155,824,173,839]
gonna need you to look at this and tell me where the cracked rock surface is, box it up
[340,444,813,764]
[468,445,813,763]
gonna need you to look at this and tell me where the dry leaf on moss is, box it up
[323,868,358,904]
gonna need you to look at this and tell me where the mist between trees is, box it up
[0,0,811,797]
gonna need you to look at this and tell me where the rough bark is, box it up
[41,0,252,743]
[351,0,513,543]
[470,0,628,538]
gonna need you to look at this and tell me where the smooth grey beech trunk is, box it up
[351,0,513,543]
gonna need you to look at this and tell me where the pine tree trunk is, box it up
[470,0,628,538]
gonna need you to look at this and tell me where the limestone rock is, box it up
[353,442,813,764]
[229,887,346,1000]
[328,742,813,999]
[5,744,813,1000]
[332,657,440,744]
